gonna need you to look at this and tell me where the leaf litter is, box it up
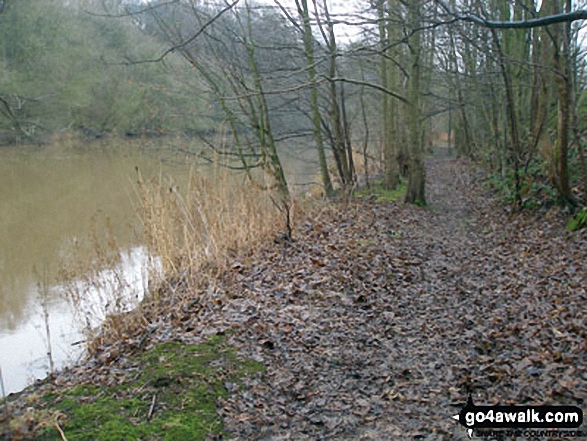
[2,154,586,440]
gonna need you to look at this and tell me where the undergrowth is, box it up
[485,160,587,231]
[566,207,587,232]
[486,160,560,209]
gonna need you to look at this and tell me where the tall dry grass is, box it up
[58,215,151,350]
[134,165,285,298]
[61,163,289,349]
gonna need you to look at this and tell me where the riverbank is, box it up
[2,155,586,440]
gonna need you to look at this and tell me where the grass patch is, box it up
[33,335,263,440]
[353,179,407,203]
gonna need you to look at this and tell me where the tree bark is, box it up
[296,0,333,197]
[378,0,400,190]
[550,0,577,205]
[404,0,426,205]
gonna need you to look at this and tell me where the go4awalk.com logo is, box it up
[452,395,584,439]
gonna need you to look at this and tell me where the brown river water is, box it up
[0,138,317,394]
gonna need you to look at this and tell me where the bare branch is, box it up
[435,0,587,28]
[122,0,240,65]
[196,151,263,170]
[273,0,303,34]
[84,0,179,19]
[326,77,410,105]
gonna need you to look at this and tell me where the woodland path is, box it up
[208,152,587,440]
[12,152,583,440]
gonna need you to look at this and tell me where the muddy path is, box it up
[211,153,586,440]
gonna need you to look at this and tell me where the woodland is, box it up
[1,0,586,210]
[0,0,586,439]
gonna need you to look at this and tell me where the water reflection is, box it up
[0,141,189,394]
[0,293,81,394]
[0,138,317,394]
[0,246,153,394]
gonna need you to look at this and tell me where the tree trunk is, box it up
[322,0,352,190]
[404,0,426,205]
[243,4,289,199]
[552,0,577,205]
[297,0,333,197]
[491,28,523,208]
[378,0,400,190]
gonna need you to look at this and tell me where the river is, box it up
[0,137,318,394]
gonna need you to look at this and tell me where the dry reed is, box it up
[55,141,295,350]
[135,165,283,295]
[58,216,144,337]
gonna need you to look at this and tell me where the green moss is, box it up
[354,180,407,203]
[36,336,264,440]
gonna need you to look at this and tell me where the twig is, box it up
[147,394,157,421]
[84,0,179,18]
[54,423,68,441]
[0,365,10,440]
[269,195,293,243]
[40,265,55,375]
[119,1,239,66]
